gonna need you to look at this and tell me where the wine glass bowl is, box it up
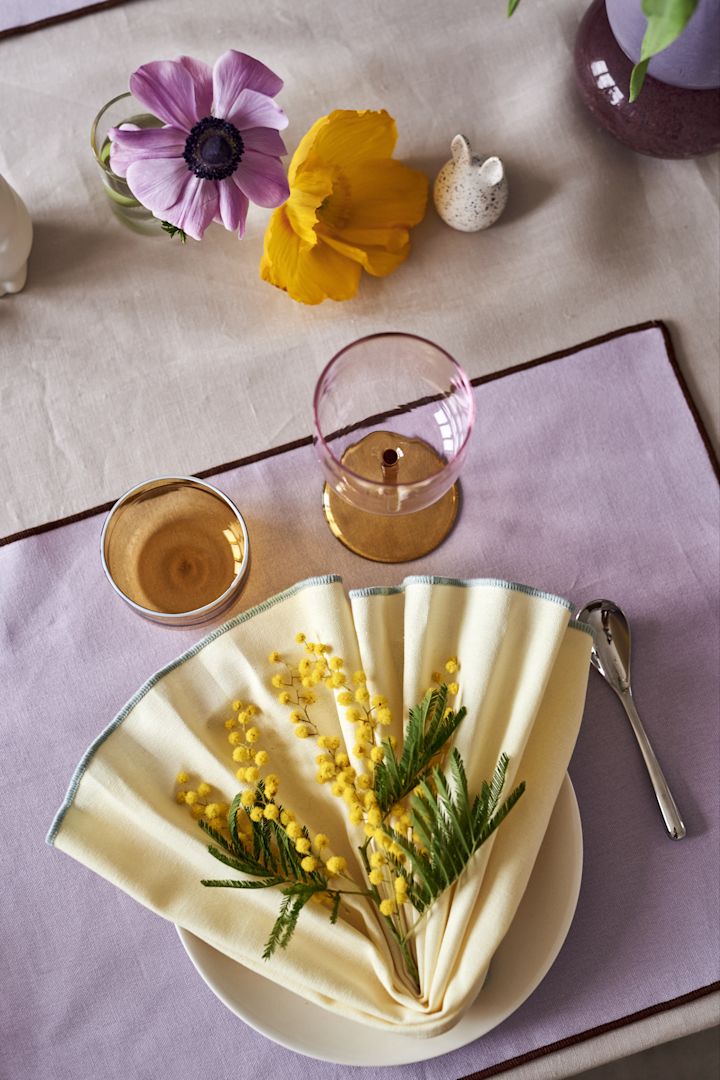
[313,333,475,562]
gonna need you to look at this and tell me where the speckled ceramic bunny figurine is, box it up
[433,134,508,232]
[0,174,33,296]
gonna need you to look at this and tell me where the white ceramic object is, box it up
[0,175,33,296]
[433,134,508,232]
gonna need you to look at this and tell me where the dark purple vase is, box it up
[574,0,720,158]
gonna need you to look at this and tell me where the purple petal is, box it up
[217,179,249,236]
[130,60,203,132]
[109,125,186,177]
[226,88,288,132]
[165,176,219,241]
[241,127,286,157]
[212,50,283,118]
[233,150,289,208]
[125,157,192,213]
[177,55,213,117]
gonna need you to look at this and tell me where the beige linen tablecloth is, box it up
[0,0,718,540]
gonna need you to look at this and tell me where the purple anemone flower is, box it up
[109,50,290,240]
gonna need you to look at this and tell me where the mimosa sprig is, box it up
[174,639,525,992]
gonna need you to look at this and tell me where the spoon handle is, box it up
[619,691,686,840]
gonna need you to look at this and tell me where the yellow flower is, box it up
[184,791,198,805]
[286,822,302,840]
[232,700,242,710]
[325,856,347,876]
[245,727,259,743]
[175,771,189,784]
[228,731,243,745]
[312,833,329,851]
[295,837,311,854]
[352,671,366,685]
[244,766,259,784]
[394,876,408,897]
[197,782,211,797]
[176,791,186,804]
[240,790,255,808]
[369,868,384,885]
[337,691,353,706]
[329,657,344,671]
[370,746,385,764]
[278,691,292,705]
[264,774,280,797]
[376,708,392,726]
[268,651,282,663]
[271,673,285,688]
[369,852,386,868]
[190,804,205,819]
[349,806,364,825]
[263,804,279,821]
[379,899,397,916]
[448,682,459,695]
[294,724,311,739]
[301,855,318,872]
[232,746,250,762]
[260,109,427,304]
[295,632,306,643]
[250,806,264,822]
[445,658,459,674]
[354,686,370,704]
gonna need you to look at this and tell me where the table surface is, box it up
[1,1,719,1076]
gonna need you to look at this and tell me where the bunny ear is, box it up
[451,134,473,165]
[479,156,504,185]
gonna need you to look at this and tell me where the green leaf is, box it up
[630,0,699,101]
[507,0,522,14]
[161,220,187,243]
[205,844,279,878]
[201,877,284,889]
[329,891,341,925]
[198,819,234,854]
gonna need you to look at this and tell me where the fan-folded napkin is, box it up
[48,575,592,1037]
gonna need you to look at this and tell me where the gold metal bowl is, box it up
[100,476,249,626]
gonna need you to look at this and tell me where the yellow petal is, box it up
[344,160,428,228]
[260,207,361,305]
[285,158,334,247]
[289,110,397,182]
[318,229,411,278]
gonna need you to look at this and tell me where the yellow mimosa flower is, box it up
[260,110,427,304]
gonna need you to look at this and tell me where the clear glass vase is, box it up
[91,92,165,235]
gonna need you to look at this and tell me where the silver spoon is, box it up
[576,599,686,840]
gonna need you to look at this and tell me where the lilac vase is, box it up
[574,0,720,158]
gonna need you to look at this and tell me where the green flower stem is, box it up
[358,839,420,992]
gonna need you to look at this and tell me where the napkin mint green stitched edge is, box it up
[47,573,593,846]
[46,574,343,846]
[349,577,595,637]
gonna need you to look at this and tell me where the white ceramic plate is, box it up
[177,774,582,1066]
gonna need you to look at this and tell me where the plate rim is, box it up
[176,773,583,1066]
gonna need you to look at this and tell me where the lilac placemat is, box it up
[1,323,718,1080]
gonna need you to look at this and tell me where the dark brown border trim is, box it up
[0,0,130,41]
[2,321,717,553]
[458,981,720,1080]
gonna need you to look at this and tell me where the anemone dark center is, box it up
[183,117,244,181]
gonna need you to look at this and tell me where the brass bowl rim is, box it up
[99,474,250,624]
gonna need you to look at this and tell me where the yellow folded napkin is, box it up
[49,575,592,1037]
